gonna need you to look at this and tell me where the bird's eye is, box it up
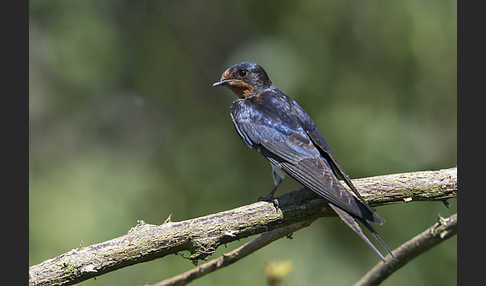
[238,69,247,77]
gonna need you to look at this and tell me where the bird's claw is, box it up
[258,193,280,209]
[257,192,274,202]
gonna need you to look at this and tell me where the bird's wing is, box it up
[231,98,393,259]
[231,104,370,219]
[290,99,385,224]
[230,111,255,149]
[277,156,369,220]
[307,128,366,202]
[304,126,384,224]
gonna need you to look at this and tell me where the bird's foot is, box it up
[258,192,279,209]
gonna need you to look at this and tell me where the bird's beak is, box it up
[212,79,241,87]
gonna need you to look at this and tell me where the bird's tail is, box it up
[328,203,393,261]
[359,218,394,258]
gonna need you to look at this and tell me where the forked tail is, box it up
[328,203,394,261]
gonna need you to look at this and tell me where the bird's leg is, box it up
[258,165,284,208]
[258,183,279,202]
[258,184,280,209]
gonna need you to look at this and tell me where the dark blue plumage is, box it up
[213,62,393,261]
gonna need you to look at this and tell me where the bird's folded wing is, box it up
[305,127,384,224]
[232,108,380,222]
[278,156,369,219]
[306,128,366,201]
[290,98,374,208]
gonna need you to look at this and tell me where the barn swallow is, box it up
[213,62,393,261]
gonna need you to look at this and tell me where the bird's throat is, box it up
[227,81,255,99]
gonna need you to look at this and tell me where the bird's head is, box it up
[212,62,272,98]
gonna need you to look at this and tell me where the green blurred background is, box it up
[29,1,457,285]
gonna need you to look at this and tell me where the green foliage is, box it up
[29,1,456,285]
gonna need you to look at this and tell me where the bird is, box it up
[212,62,393,261]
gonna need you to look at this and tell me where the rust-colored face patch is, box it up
[227,80,254,99]
[218,68,255,98]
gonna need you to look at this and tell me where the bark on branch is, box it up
[29,167,457,286]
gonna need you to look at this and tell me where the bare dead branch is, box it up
[354,213,457,286]
[29,167,457,286]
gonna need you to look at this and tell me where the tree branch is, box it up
[354,213,457,286]
[29,167,457,286]
[152,220,315,286]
